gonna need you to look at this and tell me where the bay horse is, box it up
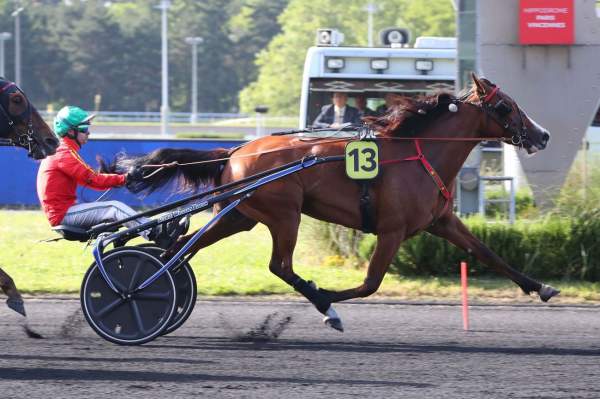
[112,74,557,331]
[0,78,59,316]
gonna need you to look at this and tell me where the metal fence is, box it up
[39,111,249,124]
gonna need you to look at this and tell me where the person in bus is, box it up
[376,92,397,115]
[355,94,377,118]
[36,105,187,247]
[312,91,360,128]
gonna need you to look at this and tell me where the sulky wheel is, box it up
[163,261,197,335]
[80,247,176,345]
[135,245,197,335]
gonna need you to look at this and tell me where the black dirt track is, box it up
[1,298,600,398]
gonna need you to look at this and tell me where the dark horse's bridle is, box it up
[0,80,37,156]
[478,85,530,147]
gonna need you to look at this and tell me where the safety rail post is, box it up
[509,177,516,225]
[478,176,485,215]
[461,261,469,331]
[478,176,516,224]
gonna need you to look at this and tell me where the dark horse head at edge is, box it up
[0,77,58,159]
[0,78,59,320]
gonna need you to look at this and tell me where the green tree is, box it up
[169,0,243,113]
[228,0,289,91]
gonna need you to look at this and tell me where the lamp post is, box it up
[12,7,24,86]
[0,32,12,77]
[185,36,203,124]
[156,0,171,136]
[364,3,379,47]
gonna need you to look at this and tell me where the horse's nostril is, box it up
[543,132,550,143]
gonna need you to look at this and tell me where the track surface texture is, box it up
[1,298,600,398]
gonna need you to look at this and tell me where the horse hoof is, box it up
[6,298,26,317]
[539,284,560,302]
[324,317,344,332]
[323,306,344,332]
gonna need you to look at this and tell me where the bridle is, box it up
[0,81,37,156]
[478,85,530,147]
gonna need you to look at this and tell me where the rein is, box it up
[140,136,353,178]
[140,134,502,178]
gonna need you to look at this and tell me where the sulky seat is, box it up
[52,225,92,242]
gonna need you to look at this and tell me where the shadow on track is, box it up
[0,366,432,388]
[147,337,600,357]
[0,353,215,366]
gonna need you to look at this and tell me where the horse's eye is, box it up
[494,100,512,116]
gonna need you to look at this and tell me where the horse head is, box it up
[470,73,550,154]
[0,78,58,159]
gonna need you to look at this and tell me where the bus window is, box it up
[306,91,336,127]
[306,89,448,127]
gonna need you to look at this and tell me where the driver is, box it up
[36,105,184,247]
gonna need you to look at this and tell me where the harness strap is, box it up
[483,86,499,103]
[379,139,452,214]
[358,181,376,234]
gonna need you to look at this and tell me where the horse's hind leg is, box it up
[264,215,346,330]
[427,213,559,302]
[164,208,258,259]
[0,266,25,316]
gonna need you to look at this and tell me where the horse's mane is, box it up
[365,84,479,137]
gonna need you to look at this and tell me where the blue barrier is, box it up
[0,138,245,207]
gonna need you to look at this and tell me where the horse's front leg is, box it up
[0,266,25,316]
[427,213,559,301]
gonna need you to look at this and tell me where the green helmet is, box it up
[53,106,95,138]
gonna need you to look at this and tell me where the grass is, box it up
[1,210,599,303]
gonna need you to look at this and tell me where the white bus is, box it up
[298,32,457,129]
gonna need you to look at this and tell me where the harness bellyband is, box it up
[379,139,452,214]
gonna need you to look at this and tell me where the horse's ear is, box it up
[471,73,487,95]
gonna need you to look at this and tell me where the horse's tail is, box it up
[103,147,231,195]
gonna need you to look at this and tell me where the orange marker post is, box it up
[461,261,469,331]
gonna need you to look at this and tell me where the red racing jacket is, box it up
[36,137,126,226]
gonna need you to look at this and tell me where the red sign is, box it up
[519,0,574,45]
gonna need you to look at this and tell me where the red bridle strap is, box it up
[379,139,452,212]
[483,86,499,103]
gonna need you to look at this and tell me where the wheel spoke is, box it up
[127,258,145,291]
[178,278,190,290]
[129,300,147,335]
[133,290,172,301]
[94,297,125,318]
[110,275,128,293]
